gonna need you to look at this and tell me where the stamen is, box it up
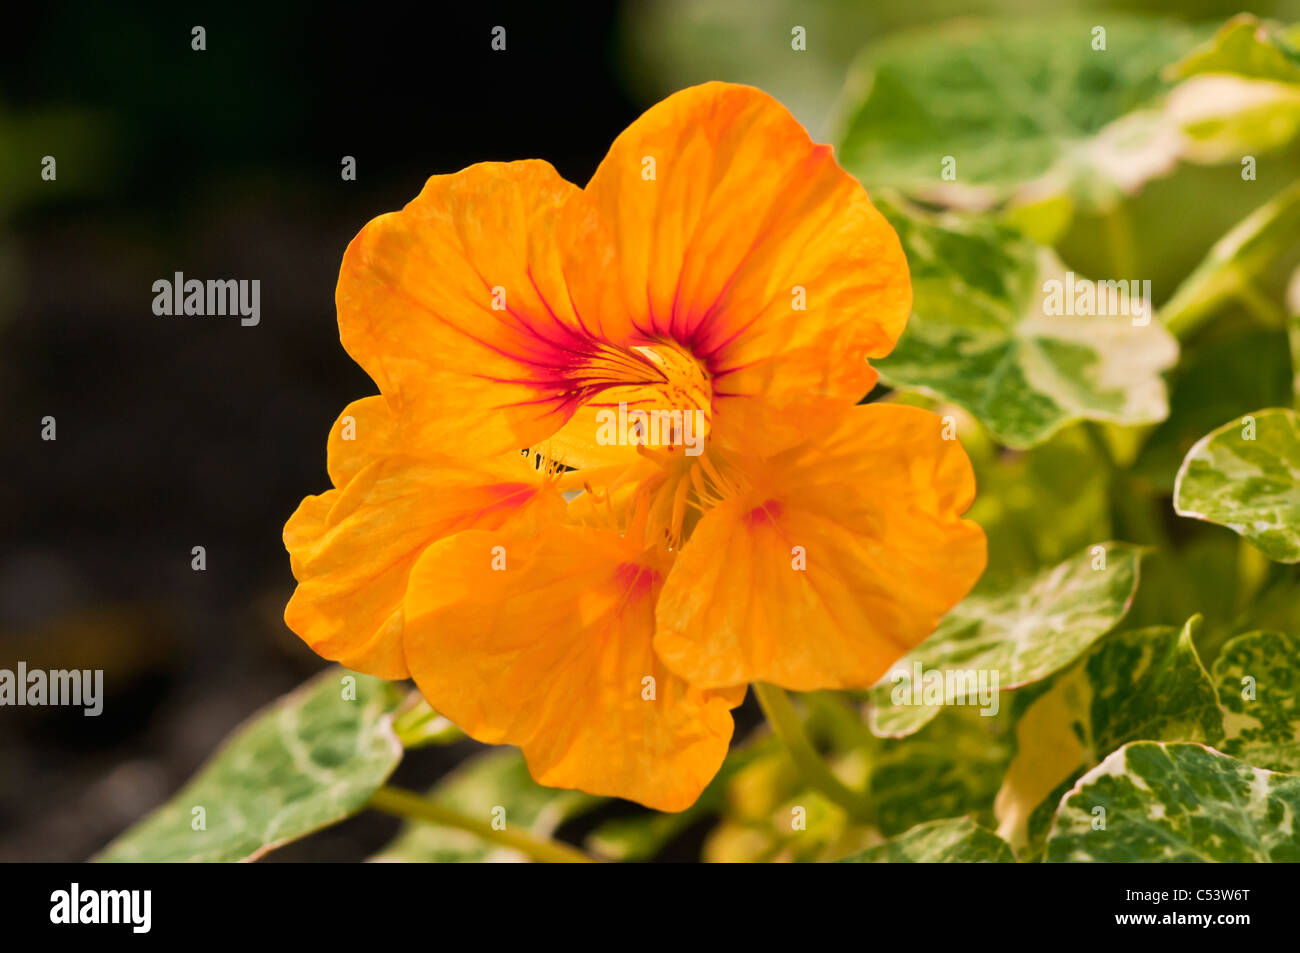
[625,483,652,546]
[689,461,722,509]
[668,471,691,549]
[697,452,737,498]
[634,443,677,467]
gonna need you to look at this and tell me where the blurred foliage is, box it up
[618,0,1300,138]
[841,816,1015,862]
[0,107,113,217]
[835,17,1206,209]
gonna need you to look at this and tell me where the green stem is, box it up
[1161,180,1300,340]
[1289,312,1300,411]
[1104,202,1139,279]
[1161,279,1230,341]
[1085,422,1172,553]
[752,682,875,825]
[1082,421,1117,472]
[392,704,461,749]
[367,786,597,863]
[1236,280,1288,328]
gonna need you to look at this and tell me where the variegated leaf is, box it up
[1045,741,1300,862]
[1174,408,1300,563]
[1212,629,1300,772]
[994,619,1224,852]
[871,705,1015,837]
[97,668,407,862]
[869,543,1142,738]
[876,205,1177,449]
[840,817,1014,863]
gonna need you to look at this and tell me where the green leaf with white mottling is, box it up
[870,705,1016,837]
[839,817,1014,863]
[1212,629,1300,772]
[834,18,1203,210]
[1045,741,1300,862]
[370,748,601,862]
[876,205,1178,449]
[97,668,407,862]
[1159,18,1300,164]
[1173,407,1300,563]
[1167,15,1300,85]
[868,543,1143,738]
[1163,73,1300,166]
[995,619,1224,852]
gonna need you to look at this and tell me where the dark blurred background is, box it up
[2,0,1294,861]
[0,1,644,862]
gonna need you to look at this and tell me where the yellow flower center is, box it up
[574,338,712,451]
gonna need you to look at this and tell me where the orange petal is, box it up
[565,82,912,452]
[402,523,737,812]
[654,404,986,691]
[326,395,394,489]
[283,452,562,680]
[337,160,592,457]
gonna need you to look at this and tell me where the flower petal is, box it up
[654,403,987,691]
[283,452,561,679]
[337,160,590,457]
[326,395,394,489]
[402,523,737,811]
[565,82,912,451]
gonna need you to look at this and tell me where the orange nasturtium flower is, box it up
[284,82,986,811]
